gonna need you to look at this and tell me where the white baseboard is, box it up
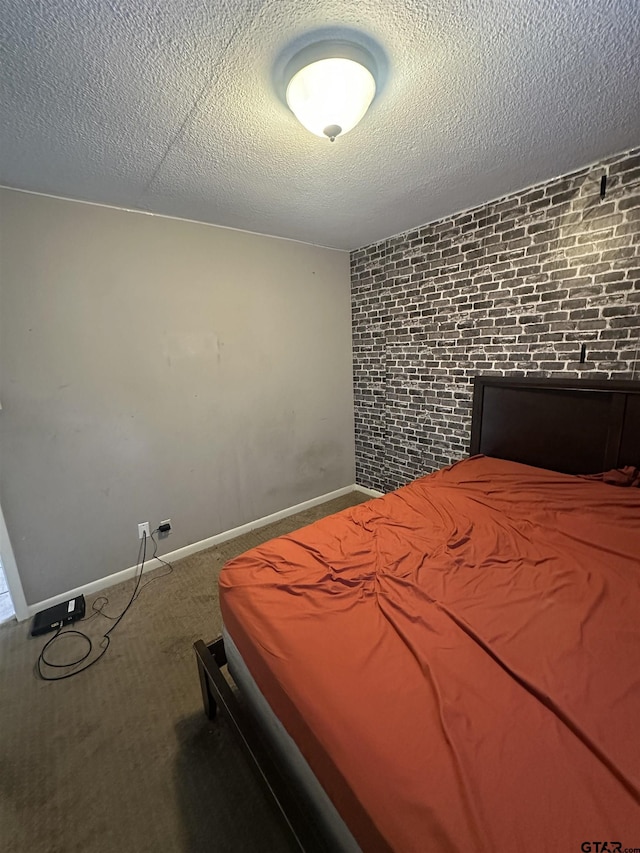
[354,484,384,498]
[26,484,367,619]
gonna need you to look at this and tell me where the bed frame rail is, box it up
[193,638,330,853]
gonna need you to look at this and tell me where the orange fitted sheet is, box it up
[219,455,640,852]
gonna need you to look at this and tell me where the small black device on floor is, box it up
[31,595,86,637]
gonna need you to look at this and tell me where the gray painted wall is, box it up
[0,189,354,604]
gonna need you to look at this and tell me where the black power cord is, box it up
[36,529,171,681]
[133,529,173,600]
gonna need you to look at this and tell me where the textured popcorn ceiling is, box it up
[1,0,638,250]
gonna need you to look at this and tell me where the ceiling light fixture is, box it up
[284,41,377,142]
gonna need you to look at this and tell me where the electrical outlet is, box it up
[138,521,150,539]
[158,519,172,537]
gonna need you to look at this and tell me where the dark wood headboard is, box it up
[470,377,640,475]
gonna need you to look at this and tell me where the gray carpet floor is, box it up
[0,491,370,853]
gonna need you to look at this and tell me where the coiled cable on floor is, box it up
[36,531,152,681]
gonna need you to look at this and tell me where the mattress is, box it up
[219,455,640,852]
[224,627,361,852]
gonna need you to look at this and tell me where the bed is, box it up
[195,377,640,852]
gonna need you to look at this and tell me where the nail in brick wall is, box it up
[351,147,640,492]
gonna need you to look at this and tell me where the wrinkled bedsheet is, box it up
[220,456,640,852]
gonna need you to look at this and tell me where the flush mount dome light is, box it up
[284,41,377,142]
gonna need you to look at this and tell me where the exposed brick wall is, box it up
[351,148,640,492]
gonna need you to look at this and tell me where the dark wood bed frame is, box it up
[470,376,640,473]
[194,376,640,851]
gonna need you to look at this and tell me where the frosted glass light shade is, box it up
[285,57,376,141]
